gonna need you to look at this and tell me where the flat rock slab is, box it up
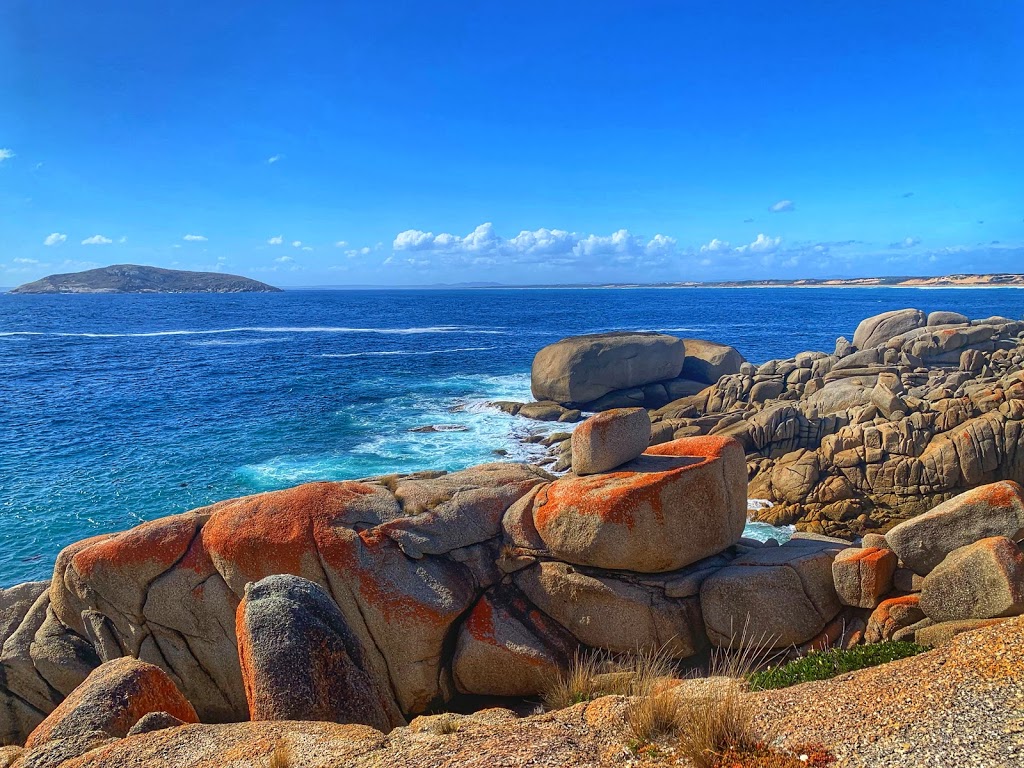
[570,407,651,475]
[512,436,747,573]
[886,481,1024,575]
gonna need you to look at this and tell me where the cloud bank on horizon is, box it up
[1,2,1022,286]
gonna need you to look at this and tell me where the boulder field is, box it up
[514,309,1024,540]
[0,404,1022,764]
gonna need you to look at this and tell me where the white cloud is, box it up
[769,200,795,213]
[890,236,921,249]
[81,235,112,245]
[334,240,349,248]
[735,234,782,254]
[291,240,302,248]
[183,234,208,242]
[267,155,282,164]
[43,232,67,246]
[302,246,313,251]
[118,236,128,244]
[275,255,294,264]
[391,222,679,269]
[700,238,731,253]
[13,257,39,264]
[267,235,283,245]
[0,149,14,162]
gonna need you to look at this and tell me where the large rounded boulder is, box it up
[531,332,685,406]
[681,338,746,385]
[852,308,927,350]
[506,436,747,573]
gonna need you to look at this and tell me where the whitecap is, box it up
[0,325,508,339]
[322,346,497,358]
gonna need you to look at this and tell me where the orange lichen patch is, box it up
[465,595,496,643]
[71,513,202,579]
[534,436,738,531]
[964,479,1024,509]
[26,658,198,749]
[645,435,737,461]
[203,481,379,585]
[843,547,887,565]
[873,593,919,616]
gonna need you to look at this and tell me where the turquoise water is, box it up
[2,287,1022,585]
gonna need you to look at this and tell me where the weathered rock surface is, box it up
[918,536,1024,622]
[680,338,746,384]
[507,436,747,572]
[24,658,197,756]
[831,546,897,608]
[236,575,395,730]
[852,308,927,349]
[700,538,845,648]
[451,582,576,697]
[570,407,651,475]
[865,595,925,643]
[886,480,1024,574]
[531,331,686,406]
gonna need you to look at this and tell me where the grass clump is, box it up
[431,714,462,735]
[268,740,294,768]
[747,641,927,691]
[544,646,672,711]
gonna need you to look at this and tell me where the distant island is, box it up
[8,265,282,294]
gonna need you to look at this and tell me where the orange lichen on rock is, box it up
[25,658,198,749]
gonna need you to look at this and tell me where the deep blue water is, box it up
[2,287,1023,586]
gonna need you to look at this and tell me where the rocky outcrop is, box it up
[680,338,746,384]
[642,310,1024,539]
[531,332,686,406]
[235,575,395,730]
[831,546,897,608]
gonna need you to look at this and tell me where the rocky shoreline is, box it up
[0,307,1022,766]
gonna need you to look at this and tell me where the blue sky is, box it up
[1,1,1022,286]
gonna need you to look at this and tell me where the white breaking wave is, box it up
[0,325,507,339]
[322,346,497,358]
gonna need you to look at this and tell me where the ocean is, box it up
[2,287,1023,586]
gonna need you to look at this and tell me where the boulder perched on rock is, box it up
[832,546,897,608]
[507,437,747,573]
[531,332,685,406]
[928,311,969,326]
[700,538,845,649]
[852,308,927,350]
[919,537,1024,622]
[570,408,651,475]
[681,338,746,385]
[886,481,1024,575]
[24,658,197,751]
[236,575,394,731]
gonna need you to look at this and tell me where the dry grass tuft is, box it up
[431,714,462,735]
[544,645,674,711]
[268,739,294,768]
[674,622,781,768]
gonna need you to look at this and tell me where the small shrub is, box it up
[747,641,927,691]
[709,743,835,767]
[627,686,682,743]
[431,714,461,735]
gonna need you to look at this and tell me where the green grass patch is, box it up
[747,641,927,691]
